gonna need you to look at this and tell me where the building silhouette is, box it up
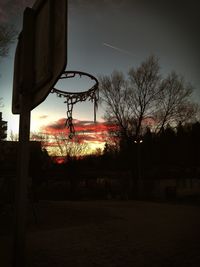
[0,112,7,140]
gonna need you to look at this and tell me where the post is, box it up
[13,7,35,267]
[137,140,142,197]
[133,138,143,198]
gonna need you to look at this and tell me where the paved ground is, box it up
[1,200,200,267]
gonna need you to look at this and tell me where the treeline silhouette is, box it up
[114,122,200,180]
[26,121,200,201]
[1,124,200,203]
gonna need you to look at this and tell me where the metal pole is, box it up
[13,7,35,267]
[134,139,143,198]
[137,142,141,197]
[13,96,31,267]
[137,140,143,198]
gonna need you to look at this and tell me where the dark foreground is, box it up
[1,200,200,267]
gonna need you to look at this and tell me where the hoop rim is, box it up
[52,70,99,96]
[51,70,99,138]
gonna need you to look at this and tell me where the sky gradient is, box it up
[0,0,200,150]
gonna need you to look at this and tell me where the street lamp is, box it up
[134,139,143,144]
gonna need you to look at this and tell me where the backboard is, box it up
[12,0,67,114]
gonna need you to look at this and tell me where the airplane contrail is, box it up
[103,42,135,56]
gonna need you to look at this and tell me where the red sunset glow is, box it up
[34,118,119,155]
[32,116,156,154]
[44,118,117,132]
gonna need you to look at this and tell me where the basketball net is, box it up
[51,71,99,138]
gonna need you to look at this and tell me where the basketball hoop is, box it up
[51,71,99,138]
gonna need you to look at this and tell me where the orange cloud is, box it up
[41,118,118,144]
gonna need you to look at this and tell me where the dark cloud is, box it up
[44,118,67,132]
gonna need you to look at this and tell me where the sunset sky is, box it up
[0,0,200,152]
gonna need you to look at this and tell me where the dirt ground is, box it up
[1,200,200,267]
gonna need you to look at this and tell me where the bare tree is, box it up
[100,56,162,140]
[0,24,17,58]
[128,55,161,137]
[32,131,89,158]
[53,133,89,158]
[175,102,199,125]
[100,70,131,139]
[154,71,196,133]
[100,56,198,144]
[9,130,19,141]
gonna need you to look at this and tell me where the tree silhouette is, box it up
[99,70,131,139]
[53,133,89,158]
[154,71,196,133]
[128,55,161,137]
[0,24,17,58]
[0,112,7,141]
[100,56,162,141]
[100,56,198,149]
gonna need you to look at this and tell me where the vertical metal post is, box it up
[137,140,143,198]
[137,143,141,181]
[13,7,35,267]
[133,139,143,198]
